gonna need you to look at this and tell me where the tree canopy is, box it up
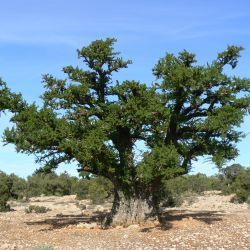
[1,38,249,226]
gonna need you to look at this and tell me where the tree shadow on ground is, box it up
[26,210,224,232]
[26,211,107,231]
[140,210,224,232]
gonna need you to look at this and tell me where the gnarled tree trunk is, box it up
[102,188,159,228]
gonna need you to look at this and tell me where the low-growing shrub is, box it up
[162,190,198,207]
[75,201,87,210]
[25,205,51,213]
[33,245,54,250]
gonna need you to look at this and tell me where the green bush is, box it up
[33,244,54,250]
[53,172,74,196]
[223,164,243,182]
[9,173,27,200]
[1,166,248,210]
[163,173,223,207]
[0,171,11,212]
[26,174,47,197]
[165,173,221,194]
[26,171,77,197]
[75,176,113,204]
[73,178,89,200]
[27,172,111,202]
[231,168,250,203]
[88,177,113,204]
[0,170,130,206]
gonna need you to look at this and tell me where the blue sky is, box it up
[0,0,249,177]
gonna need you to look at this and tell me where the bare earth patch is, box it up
[0,192,249,249]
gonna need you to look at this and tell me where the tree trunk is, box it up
[102,189,159,228]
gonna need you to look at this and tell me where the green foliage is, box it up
[165,173,222,194]
[137,145,185,184]
[162,168,250,207]
[0,169,113,206]
[26,174,48,197]
[27,172,74,197]
[0,171,29,211]
[87,176,113,204]
[230,168,250,203]
[216,164,247,195]
[33,245,54,250]
[8,173,27,199]
[72,178,89,200]
[163,173,223,207]
[75,176,113,204]
[222,163,244,182]
[25,205,51,213]
[0,78,25,113]
[1,38,249,205]
[0,171,11,211]
[0,166,248,211]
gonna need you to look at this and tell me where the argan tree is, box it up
[1,39,249,226]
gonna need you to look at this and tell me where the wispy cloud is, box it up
[0,1,249,46]
[0,33,80,47]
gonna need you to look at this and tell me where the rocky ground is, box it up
[0,192,249,249]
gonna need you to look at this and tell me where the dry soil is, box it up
[0,192,249,249]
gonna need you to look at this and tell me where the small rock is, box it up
[95,205,105,212]
[127,224,140,229]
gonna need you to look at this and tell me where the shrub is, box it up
[88,177,113,204]
[9,173,27,200]
[0,171,12,212]
[75,201,87,210]
[162,189,199,207]
[223,164,244,182]
[231,168,250,203]
[75,176,113,204]
[74,179,90,200]
[26,171,113,203]
[26,171,77,197]
[54,172,74,196]
[27,174,47,197]
[163,173,224,207]
[25,205,51,213]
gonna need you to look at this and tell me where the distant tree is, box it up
[223,163,244,182]
[74,176,113,204]
[27,171,74,196]
[0,171,11,211]
[1,39,249,226]
[54,172,73,195]
[9,173,27,199]
[231,167,250,203]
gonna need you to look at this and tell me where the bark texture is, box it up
[102,189,159,228]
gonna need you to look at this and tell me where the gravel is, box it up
[0,192,249,249]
